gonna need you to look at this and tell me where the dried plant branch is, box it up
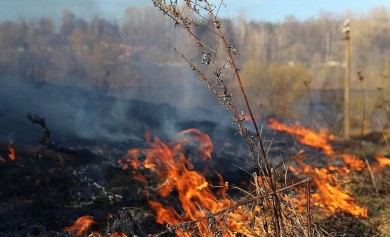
[306,179,312,237]
[365,159,379,195]
[151,0,313,235]
[150,178,311,237]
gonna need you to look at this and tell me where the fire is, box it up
[291,165,367,217]
[269,119,368,217]
[65,215,95,237]
[90,232,127,237]
[8,148,15,160]
[65,216,127,237]
[375,155,390,168]
[176,128,214,159]
[268,119,334,155]
[340,153,365,172]
[196,181,209,191]
[120,129,268,236]
[8,142,16,160]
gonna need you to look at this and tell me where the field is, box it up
[0,0,390,236]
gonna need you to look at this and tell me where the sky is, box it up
[1,0,390,23]
[220,0,390,21]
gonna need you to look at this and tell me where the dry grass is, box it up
[150,0,315,236]
[353,167,390,236]
[315,164,390,236]
[149,1,390,236]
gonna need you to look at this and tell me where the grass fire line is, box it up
[268,119,390,218]
[65,129,299,236]
[63,0,390,236]
[119,129,298,237]
[64,122,390,236]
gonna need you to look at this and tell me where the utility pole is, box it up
[343,19,351,139]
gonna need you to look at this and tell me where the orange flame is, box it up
[8,147,15,161]
[110,234,127,237]
[375,155,390,168]
[269,119,367,217]
[121,129,267,236]
[132,173,147,183]
[268,119,334,155]
[90,232,127,237]
[340,153,365,172]
[176,128,214,159]
[65,216,127,237]
[196,181,209,191]
[291,165,367,217]
[65,215,95,237]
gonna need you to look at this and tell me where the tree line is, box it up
[0,6,389,131]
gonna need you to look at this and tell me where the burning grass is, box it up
[64,0,390,234]
[269,119,390,236]
[348,158,390,236]
[111,121,390,236]
[149,1,315,234]
[10,1,387,236]
[268,119,335,156]
[117,128,312,236]
[269,119,374,217]
[317,162,390,236]
[65,215,128,237]
[65,215,95,237]
[3,115,389,236]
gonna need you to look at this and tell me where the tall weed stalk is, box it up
[152,1,314,236]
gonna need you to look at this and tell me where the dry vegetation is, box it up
[1,3,389,129]
[1,1,389,236]
[150,0,317,236]
[147,1,390,236]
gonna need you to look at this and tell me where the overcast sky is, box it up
[1,0,390,23]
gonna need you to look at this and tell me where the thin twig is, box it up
[154,178,311,235]
[151,1,312,235]
[365,159,379,195]
[305,179,312,237]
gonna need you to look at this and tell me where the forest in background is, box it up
[0,6,389,134]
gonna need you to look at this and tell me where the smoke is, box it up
[0,79,111,144]
[0,77,232,147]
[0,0,137,23]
